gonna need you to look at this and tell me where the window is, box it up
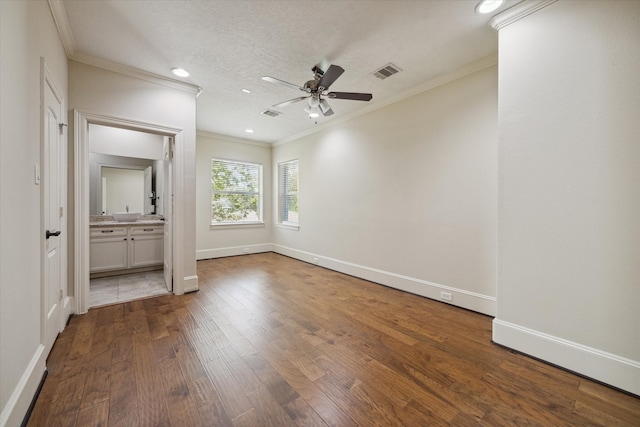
[278,160,299,227]
[211,158,262,225]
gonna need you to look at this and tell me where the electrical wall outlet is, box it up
[440,291,453,302]
[313,257,319,264]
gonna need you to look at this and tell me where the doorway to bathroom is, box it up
[87,125,169,307]
[74,110,182,314]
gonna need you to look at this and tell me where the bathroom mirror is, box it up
[88,124,165,216]
[89,153,161,215]
[100,166,147,215]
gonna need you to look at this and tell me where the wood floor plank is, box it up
[203,356,254,419]
[246,386,298,426]
[27,253,640,427]
[76,399,110,427]
[108,359,138,422]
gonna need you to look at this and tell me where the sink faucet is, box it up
[126,205,129,212]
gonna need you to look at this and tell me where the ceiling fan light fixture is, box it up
[475,0,504,14]
[171,67,190,77]
[305,105,320,118]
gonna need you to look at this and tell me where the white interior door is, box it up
[43,69,64,356]
[163,137,173,291]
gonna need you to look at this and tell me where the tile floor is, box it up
[89,270,169,307]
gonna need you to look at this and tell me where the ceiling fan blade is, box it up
[317,65,345,91]
[272,96,308,108]
[327,91,373,101]
[319,99,334,116]
[262,76,304,92]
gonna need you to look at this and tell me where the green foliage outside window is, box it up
[211,159,261,223]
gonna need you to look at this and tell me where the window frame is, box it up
[210,158,264,227]
[277,159,299,230]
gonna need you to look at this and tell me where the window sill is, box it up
[211,221,265,230]
[276,223,299,231]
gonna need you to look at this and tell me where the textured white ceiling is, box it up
[61,0,517,143]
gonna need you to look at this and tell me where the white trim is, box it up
[197,130,272,148]
[69,56,201,95]
[493,319,640,396]
[489,0,557,30]
[0,345,46,427]
[273,55,498,147]
[275,223,299,231]
[196,244,273,260]
[73,110,90,314]
[63,296,73,321]
[183,275,199,293]
[74,110,186,313]
[211,222,265,229]
[47,0,75,57]
[271,244,496,316]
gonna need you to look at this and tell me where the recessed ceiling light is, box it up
[242,88,251,94]
[171,67,190,78]
[475,0,504,14]
[245,129,254,133]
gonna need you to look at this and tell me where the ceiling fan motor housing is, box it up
[304,80,319,92]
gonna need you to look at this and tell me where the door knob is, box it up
[46,230,61,239]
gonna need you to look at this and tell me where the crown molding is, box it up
[47,0,201,96]
[196,130,272,148]
[69,54,202,96]
[48,0,76,57]
[489,0,557,30]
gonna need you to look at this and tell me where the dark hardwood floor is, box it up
[28,252,640,426]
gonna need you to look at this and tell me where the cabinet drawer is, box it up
[90,227,127,237]
[130,226,163,236]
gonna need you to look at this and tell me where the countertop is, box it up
[89,220,165,227]
[89,214,164,227]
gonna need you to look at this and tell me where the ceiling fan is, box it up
[262,64,372,118]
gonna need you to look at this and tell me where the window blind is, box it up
[278,160,299,225]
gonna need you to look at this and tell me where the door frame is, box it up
[74,110,183,314]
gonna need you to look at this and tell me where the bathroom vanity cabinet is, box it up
[90,223,164,275]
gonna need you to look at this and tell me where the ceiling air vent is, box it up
[371,63,402,80]
[261,109,282,117]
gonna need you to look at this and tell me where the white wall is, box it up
[0,1,68,425]
[272,65,498,315]
[196,132,273,259]
[493,0,640,395]
[89,124,164,160]
[69,60,199,293]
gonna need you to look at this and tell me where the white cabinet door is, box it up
[90,237,128,272]
[130,226,163,267]
[90,227,128,272]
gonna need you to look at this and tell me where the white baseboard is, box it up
[272,244,496,316]
[183,275,199,293]
[493,318,640,396]
[196,243,273,260]
[63,295,73,319]
[0,345,46,427]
